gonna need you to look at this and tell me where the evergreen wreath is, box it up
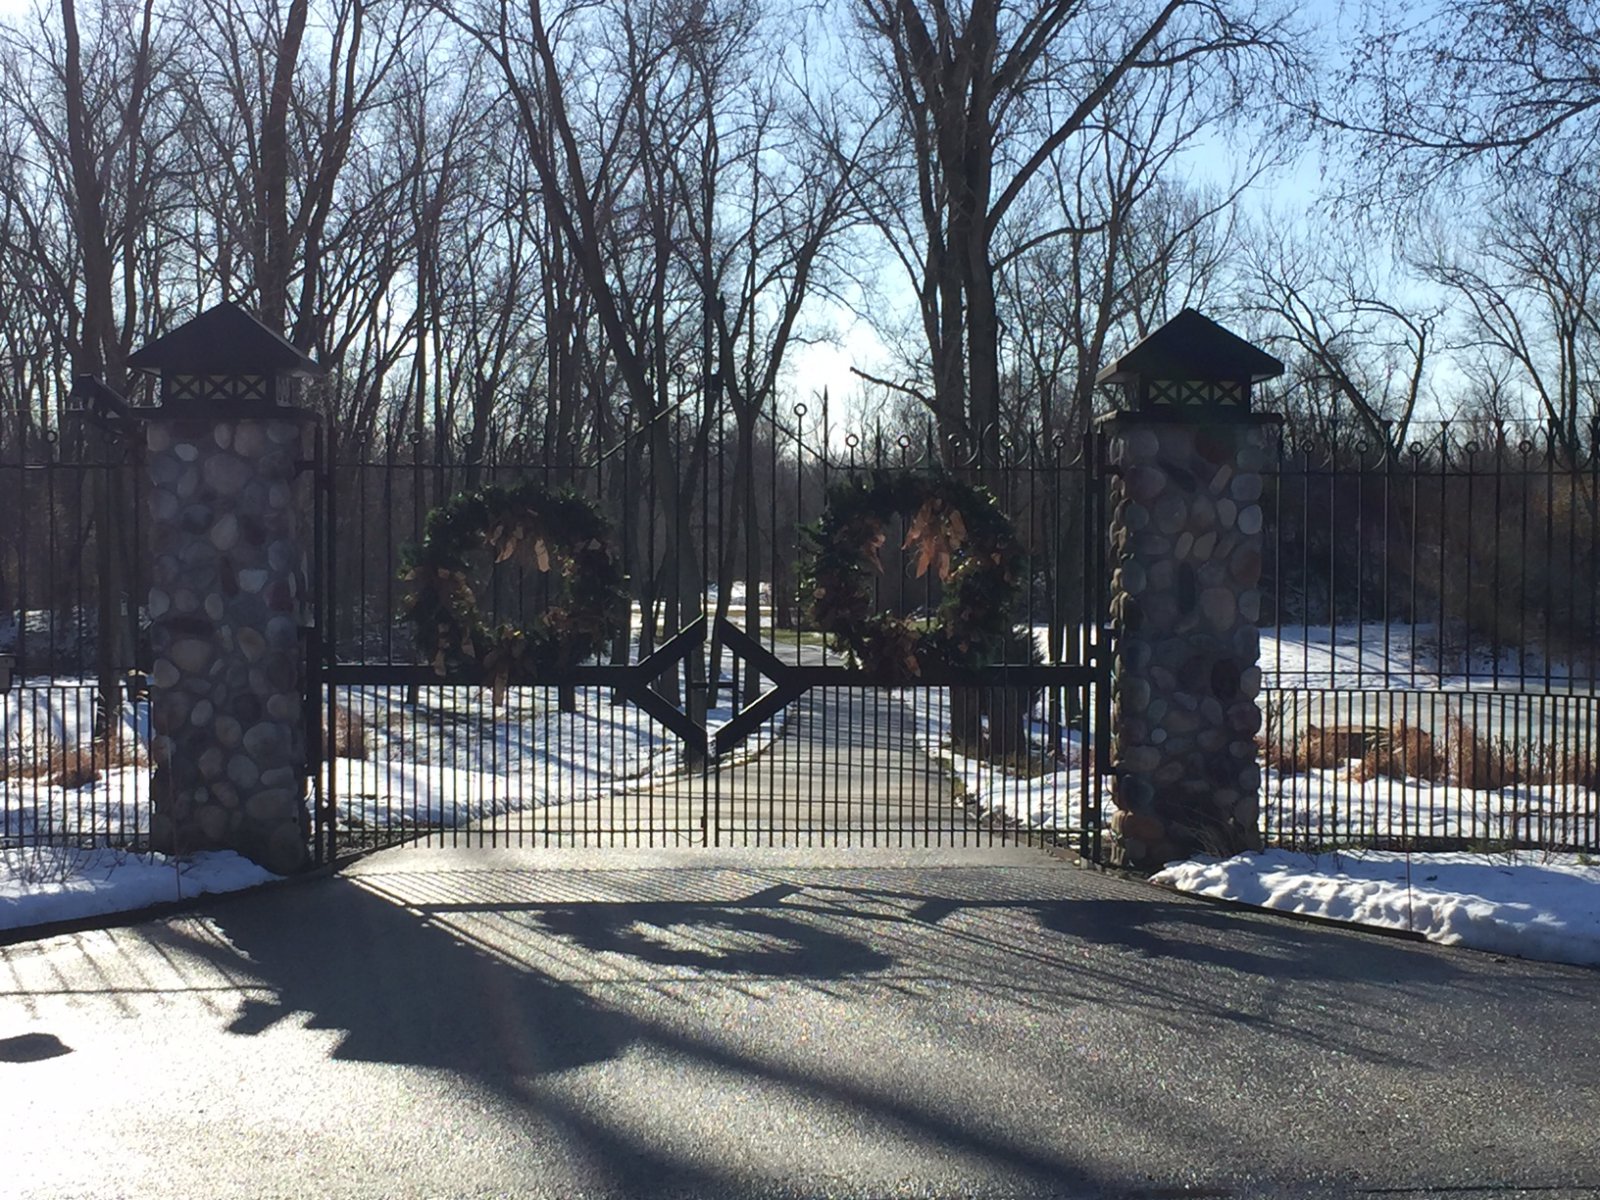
[402,479,627,696]
[803,471,1027,681]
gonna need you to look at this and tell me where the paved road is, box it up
[4,847,1599,1199]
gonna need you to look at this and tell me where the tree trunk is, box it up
[259,0,309,330]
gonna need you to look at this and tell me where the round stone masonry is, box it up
[1102,413,1279,870]
[146,412,313,874]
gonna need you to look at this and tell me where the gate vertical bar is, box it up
[305,419,326,864]
[1082,426,1106,862]
[321,418,338,865]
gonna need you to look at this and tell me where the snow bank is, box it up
[1153,849,1600,967]
[1,848,278,932]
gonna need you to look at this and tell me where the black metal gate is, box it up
[307,411,1109,860]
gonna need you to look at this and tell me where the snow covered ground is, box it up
[4,619,1599,969]
[891,684,1092,835]
[1,649,786,931]
[331,684,691,831]
[1,684,152,844]
[3,639,785,841]
[1,847,277,932]
[898,684,1600,967]
[1259,758,1600,849]
[889,621,1600,969]
[1261,620,1588,689]
[328,634,785,831]
[1153,849,1600,968]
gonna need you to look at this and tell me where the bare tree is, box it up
[994,66,1259,442]
[1238,218,1440,452]
[849,0,1296,469]
[172,0,418,341]
[0,0,181,729]
[1329,0,1600,205]
[1420,186,1600,458]
[438,0,736,713]
[666,19,870,699]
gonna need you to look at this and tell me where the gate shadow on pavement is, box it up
[143,856,1600,1198]
[201,875,629,1078]
[182,860,1518,1077]
[178,867,1118,1196]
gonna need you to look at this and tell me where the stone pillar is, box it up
[1102,414,1278,869]
[146,413,311,873]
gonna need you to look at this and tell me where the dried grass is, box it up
[1256,706,1600,798]
[1547,746,1600,790]
[331,701,368,761]
[1353,720,1445,784]
[1285,724,1371,771]
[1440,718,1522,790]
[0,730,147,789]
[1,701,371,787]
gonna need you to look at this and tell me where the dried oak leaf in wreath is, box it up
[490,521,555,573]
[903,499,967,581]
[490,522,513,562]
[856,517,888,573]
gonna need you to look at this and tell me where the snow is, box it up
[1259,762,1600,848]
[1152,849,1600,968]
[4,618,1600,969]
[329,684,695,830]
[0,847,277,932]
[4,651,785,839]
[891,683,1091,834]
[2,683,153,844]
[0,682,148,758]
[328,643,784,831]
[2,645,786,932]
[897,620,1600,969]
[1261,620,1585,689]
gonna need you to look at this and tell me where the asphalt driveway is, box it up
[3,846,1598,1199]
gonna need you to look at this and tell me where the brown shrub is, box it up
[1441,718,1521,791]
[331,701,368,760]
[1399,721,1443,780]
[0,731,148,789]
[1550,746,1600,790]
[1288,724,1375,772]
[48,749,101,789]
[1348,719,1600,793]
[1291,725,1340,771]
[1365,720,1445,783]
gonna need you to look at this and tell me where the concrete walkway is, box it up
[4,846,1599,1199]
[478,685,993,848]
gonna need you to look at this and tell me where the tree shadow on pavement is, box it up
[166,865,1117,1198]
[138,858,1600,1198]
[534,890,894,977]
[195,874,627,1080]
[1032,894,1467,982]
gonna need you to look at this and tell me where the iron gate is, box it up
[308,414,1110,860]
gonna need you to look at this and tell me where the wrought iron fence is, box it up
[1,429,151,850]
[316,406,1107,855]
[10,402,1600,862]
[1259,420,1600,852]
